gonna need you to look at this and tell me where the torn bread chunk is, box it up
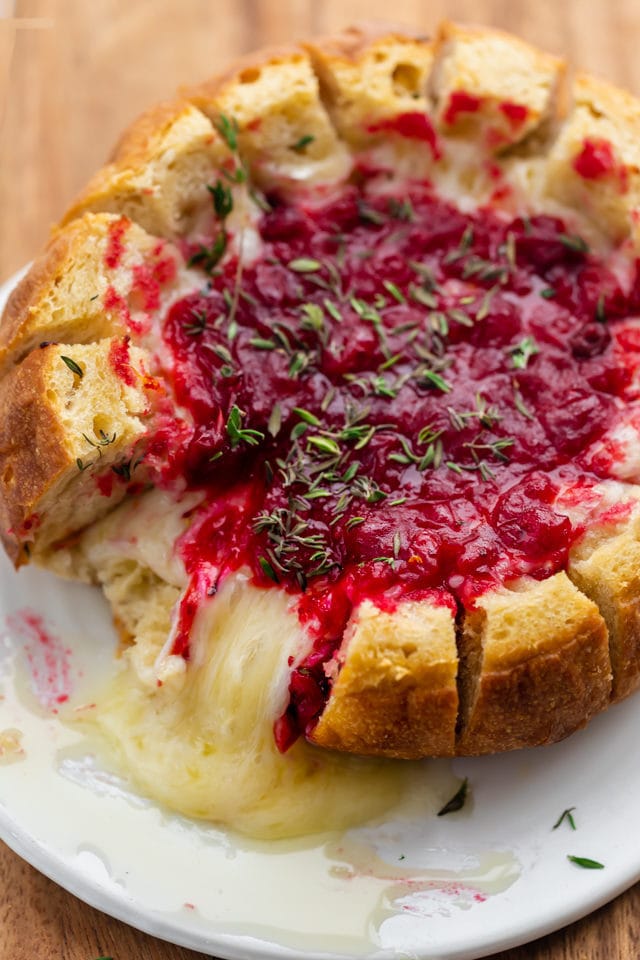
[311,597,458,758]
[61,101,239,242]
[305,25,436,150]
[430,21,566,151]
[186,47,352,190]
[0,213,184,376]
[457,573,611,755]
[569,508,640,701]
[0,340,160,565]
[543,73,640,243]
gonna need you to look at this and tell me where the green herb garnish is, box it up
[290,134,315,153]
[289,258,322,273]
[510,336,539,370]
[567,855,604,869]
[226,404,265,448]
[553,807,577,831]
[437,778,469,816]
[208,180,233,219]
[61,355,83,378]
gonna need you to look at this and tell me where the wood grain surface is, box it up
[2,0,640,958]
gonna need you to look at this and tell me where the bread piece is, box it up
[457,573,611,754]
[0,212,183,376]
[543,73,640,243]
[186,47,352,190]
[61,100,262,246]
[569,510,640,701]
[430,21,566,151]
[0,339,159,565]
[311,597,458,758]
[305,25,435,149]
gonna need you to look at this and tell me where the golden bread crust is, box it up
[543,72,640,242]
[0,212,182,376]
[61,101,237,240]
[456,574,611,754]
[185,46,352,189]
[0,339,158,565]
[304,25,435,149]
[311,599,458,758]
[569,511,640,701]
[430,21,567,149]
[4,21,640,765]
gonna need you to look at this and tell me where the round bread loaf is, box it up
[3,21,640,778]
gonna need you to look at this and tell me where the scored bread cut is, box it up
[3,19,640,795]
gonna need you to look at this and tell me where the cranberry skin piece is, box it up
[260,203,311,243]
[570,322,611,359]
[493,475,571,562]
[540,388,613,457]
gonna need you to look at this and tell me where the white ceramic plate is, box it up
[1,268,639,960]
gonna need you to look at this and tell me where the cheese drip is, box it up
[88,572,409,839]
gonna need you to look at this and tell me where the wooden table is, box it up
[1,0,640,957]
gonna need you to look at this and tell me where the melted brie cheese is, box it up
[75,493,410,839]
[89,574,409,839]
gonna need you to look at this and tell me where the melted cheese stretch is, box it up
[77,497,409,838]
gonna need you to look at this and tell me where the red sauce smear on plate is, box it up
[6,610,74,712]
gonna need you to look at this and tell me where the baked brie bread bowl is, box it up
[3,21,640,835]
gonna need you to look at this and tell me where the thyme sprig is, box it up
[226,404,265,449]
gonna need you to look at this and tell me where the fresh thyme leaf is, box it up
[510,336,539,370]
[299,302,326,342]
[61,355,83,378]
[206,342,234,365]
[553,807,577,831]
[289,351,310,378]
[596,293,607,323]
[345,516,365,530]
[258,556,279,583]
[513,387,534,420]
[383,280,406,304]
[567,855,604,869]
[357,199,386,225]
[540,287,556,299]
[293,407,321,426]
[437,778,469,816]
[290,134,315,153]
[214,113,239,151]
[267,403,282,438]
[226,404,265,448]
[422,370,452,393]
[476,286,497,321]
[459,225,474,252]
[187,231,228,272]
[183,308,208,336]
[324,299,342,322]
[388,197,415,222]
[410,284,438,309]
[249,337,276,350]
[207,180,233,219]
[288,257,322,273]
[449,308,473,328]
[307,435,341,457]
[559,233,589,254]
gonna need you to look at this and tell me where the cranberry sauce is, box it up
[160,180,640,747]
